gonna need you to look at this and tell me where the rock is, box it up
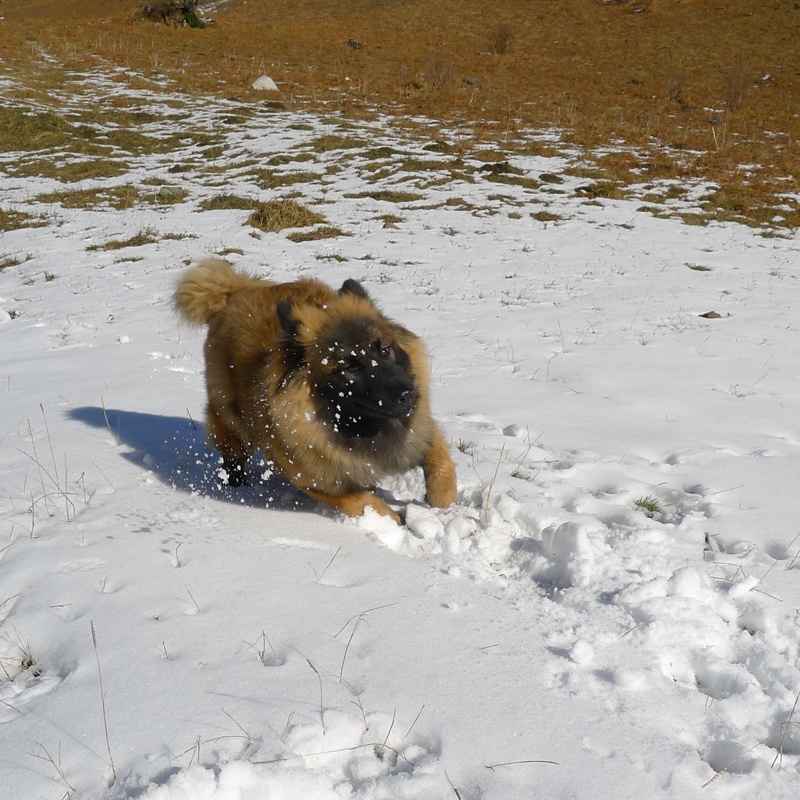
[157,186,186,202]
[699,311,722,319]
[251,75,279,92]
[346,39,364,50]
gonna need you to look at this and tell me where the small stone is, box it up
[251,75,279,92]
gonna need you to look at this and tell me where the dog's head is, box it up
[277,280,419,437]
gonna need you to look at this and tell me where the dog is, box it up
[174,258,456,523]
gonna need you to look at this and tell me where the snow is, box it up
[1,68,800,800]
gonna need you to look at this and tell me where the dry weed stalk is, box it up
[490,25,514,56]
[485,758,559,770]
[422,53,452,92]
[246,630,277,666]
[702,695,800,788]
[724,57,751,114]
[306,658,326,733]
[484,444,506,526]
[0,627,39,681]
[335,603,399,683]
[315,546,342,583]
[254,739,411,767]
[770,690,800,770]
[21,407,77,523]
[664,60,688,104]
[90,622,117,784]
[30,742,74,797]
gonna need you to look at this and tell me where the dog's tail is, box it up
[174,258,268,326]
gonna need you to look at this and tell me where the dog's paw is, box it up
[424,463,457,508]
[217,464,248,487]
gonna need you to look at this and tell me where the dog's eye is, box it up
[345,362,360,374]
[379,344,392,359]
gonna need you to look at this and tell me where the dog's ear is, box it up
[276,300,307,382]
[340,279,371,302]
[277,300,299,337]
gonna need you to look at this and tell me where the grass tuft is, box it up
[0,208,49,231]
[0,254,28,271]
[0,106,73,152]
[634,495,664,519]
[345,189,424,204]
[140,0,205,28]
[0,631,41,682]
[286,226,350,243]
[247,199,326,233]
[91,228,160,251]
[36,185,141,210]
[199,194,258,211]
[489,24,514,56]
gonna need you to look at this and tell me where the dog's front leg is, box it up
[304,488,402,524]
[422,425,457,509]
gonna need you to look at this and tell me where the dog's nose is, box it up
[394,385,416,408]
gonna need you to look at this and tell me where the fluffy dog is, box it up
[174,258,456,522]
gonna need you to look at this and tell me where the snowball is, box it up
[727,574,759,600]
[542,521,595,588]
[495,494,520,521]
[406,505,445,541]
[570,639,594,664]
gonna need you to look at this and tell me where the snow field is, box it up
[1,66,799,798]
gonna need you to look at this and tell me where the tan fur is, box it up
[174,258,456,522]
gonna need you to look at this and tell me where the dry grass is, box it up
[0,0,797,225]
[89,227,160,250]
[10,157,130,182]
[198,194,258,211]
[247,199,326,233]
[36,185,142,210]
[251,169,323,189]
[0,255,28,271]
[287,225,350,243]
[0,208,49,231]
[345,190,424,204]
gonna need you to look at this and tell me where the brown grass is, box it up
[286,225,350,243]
[35,186,142,210]
[0,0,798,223]
[198,194,258,211]
[247,199,326,232]
[0,208,49,231]
[89,228,160,250]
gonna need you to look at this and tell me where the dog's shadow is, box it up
[67,407,313,512]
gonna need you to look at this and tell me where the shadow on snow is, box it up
[67,406,313,513]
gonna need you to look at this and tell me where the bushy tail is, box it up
[174,258,268,326]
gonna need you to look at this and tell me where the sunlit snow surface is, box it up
[1,69,799,800]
